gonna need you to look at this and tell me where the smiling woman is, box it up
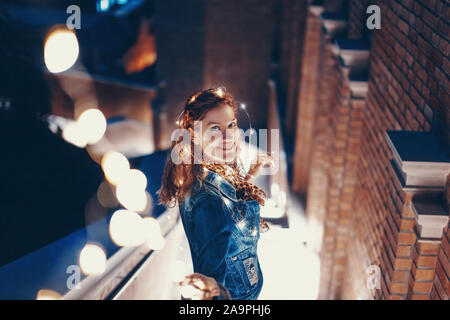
[199,103,239,164]
[158,87,273,300]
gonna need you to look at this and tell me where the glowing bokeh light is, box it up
[96,180,119,208]
[260,198,284,219]
[62,121,87,148]
[179,284,203,300]
[142,217,165,250]
[145,235,166,251]
[79,243,107,276]
[115,184,148,212]
[277,191,287,210]
[101,151,130,185]
[270,183,280,198]
[119,169,147,190]
[215,88,224,97]
[36,289,62,300]
[44,29,79,73]
[142,217,161,235]
[109,209,145,247]
[77,109,107,144]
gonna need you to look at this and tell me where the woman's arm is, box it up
[188,193,235,297]
[245,152,275,182]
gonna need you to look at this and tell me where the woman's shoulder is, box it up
[189,179,223,205]
[182,177,231,213]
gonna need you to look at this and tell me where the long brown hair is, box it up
[158,87,237,207]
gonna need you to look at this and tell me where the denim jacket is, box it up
[179,169,263,300]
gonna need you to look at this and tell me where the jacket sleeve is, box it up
[190,193,234,293]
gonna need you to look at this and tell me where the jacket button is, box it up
[232,256,237,261]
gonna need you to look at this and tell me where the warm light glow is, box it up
[257,227,321,299]
[142,216,161,234]
[142,217,165,250]
[260,198,284,219]
[77,109,107,144]
[36,289,62,300]
[96,181,119,208]
[270,183,280,198]
[120,169,147,190]
[101,151,130,185]
[109,209,145,247]
[115,184,148,212]
[113,168,149,212]
[266,198,276,208]
[216,88,224,97]
[145,234,166,251]
[62,121,87,148]
[79,243,107,275]
[277,191,287,210]
[179,284,203,300]
[44,29,79,73]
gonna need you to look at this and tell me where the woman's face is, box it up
[197,104,239,163]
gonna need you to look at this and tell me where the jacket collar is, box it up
[202,168,237,200]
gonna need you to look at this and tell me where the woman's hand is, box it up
[245,152,275,182]
[178,273,221,300]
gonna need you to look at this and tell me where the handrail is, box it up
[61,206,179,300]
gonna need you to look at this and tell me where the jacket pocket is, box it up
[225,248,259,299]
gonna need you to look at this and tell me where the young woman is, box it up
[158,87,273,300]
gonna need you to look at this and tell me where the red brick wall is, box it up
[314,37,340,299]
[154,0,277,134]
[203,0,276,129]
[343,0,449,300]
[408,239,440,299]
[281,0,308,137]
[324,0,347,13]
[347,0,372,39]
[294,0,449,299]
[431,223,450,299]
[292,8,323,193]
[154,0,205,126]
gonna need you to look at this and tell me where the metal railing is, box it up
[62,206,179,300]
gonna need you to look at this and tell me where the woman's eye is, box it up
[228,122,236,128]
[211,126,220,130]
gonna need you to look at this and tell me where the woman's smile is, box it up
[222,139,235,151]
